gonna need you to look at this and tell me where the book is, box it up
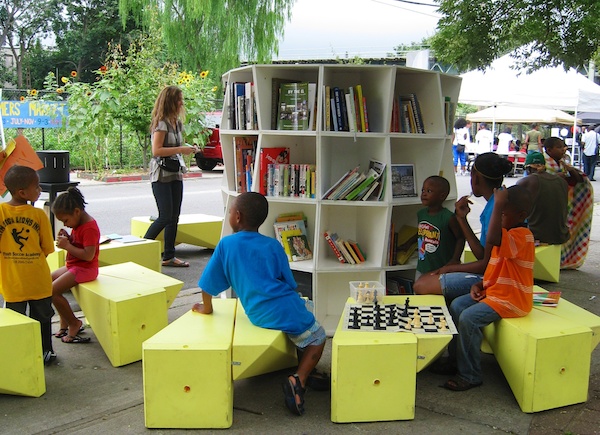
[281,228,303,261]
[234,83,246,130]
[273,219,307,246]
[277,82,309,131]
[324,230,345,263]
[286,234,313,261]
[386,276,414,295]
[234,137,257,193]
[322,165,360,199]
[344,240,361,263]
[395,225,418,265]
[355,84,366,132]
[332,233,355,264]
[271,78,296,130]
[345,92,356,133]
[308,83,317,131]
[347,239,366,262]
[533,291,562,307]
[260,147,289,196]
[324,85,331,131]
[244,82,255,130]
[391,164,417,198]
[344,159,386,201]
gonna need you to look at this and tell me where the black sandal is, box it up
[282,374,305,415]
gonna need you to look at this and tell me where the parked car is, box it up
[195,112,223,171]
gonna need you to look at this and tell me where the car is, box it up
[194,112,223,171]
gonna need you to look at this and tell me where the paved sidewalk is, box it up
[1,172,599,434]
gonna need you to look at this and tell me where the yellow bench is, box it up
[47,238,162,273]
[131,214,223,250]
[142,298,299,429]
[463,244,561,282]
[72,262,183,367]
[482,285,600,413]
[0,308,46,397]
[331,295,452,422]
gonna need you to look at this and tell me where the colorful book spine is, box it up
[324,231,345,263]
[355,84,366,132]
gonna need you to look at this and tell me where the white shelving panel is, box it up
[219,64,461,335]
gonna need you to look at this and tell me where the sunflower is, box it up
[99,65,107,74]
[200,70,208,78]
[57,88,64,94]
[71,71,77,77]
[86,91,92,97]
[19,96,25,102]
[29,89,38,96]
[61,77,69,84]
[212,86,218,92]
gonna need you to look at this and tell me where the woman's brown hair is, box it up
[150,86,184,132]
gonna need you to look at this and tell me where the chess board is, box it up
[342,303,457,334]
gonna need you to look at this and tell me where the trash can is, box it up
[36,151,70,183]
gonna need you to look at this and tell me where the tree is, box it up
[0,0,57,87]
[431,0,600,72]
[118,0,294,79]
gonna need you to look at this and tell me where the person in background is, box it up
[440,186,534,391]
[416,176,465,281]
[51,187,99,344]
[517,152,569,245]
[543,137,593,269]
[474,123,493,156]
[581,125,599,181]
[524,123,543,154]
[496,127,514,155]
[193,192,327,416]
[144,85,198,267]
[0,165,56,365]
[453,118,470,176]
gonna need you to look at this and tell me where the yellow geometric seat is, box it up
[0,308,45,397]
[131,214,223,250]
[232,302,297,380]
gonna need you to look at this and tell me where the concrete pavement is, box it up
[1,171,599,434]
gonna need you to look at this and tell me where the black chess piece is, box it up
[402,298,410,317]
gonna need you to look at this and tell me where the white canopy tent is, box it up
[466,105,581,125]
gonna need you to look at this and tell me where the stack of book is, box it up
[390,93,425,133]
[322,159,386,201]
[323,84,369,132]
[228,82,258,130]
[388,224,418,266]
[234,136,257,193]
[323,230,366,264]
[274,81,317,131]
[266,163,316,198]
[273,212,312,262]
[533,291,561,307]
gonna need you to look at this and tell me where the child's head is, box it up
[470,152,513,196]
[229,192,268,232]
[420,176,450,209]
[52,187,87,228]
[502,185,532,229]
[4,165,41,202]
[524,151,546,174]
[544,137,567,161]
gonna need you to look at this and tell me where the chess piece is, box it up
[358,282,365,288]
[440,318,447,331]
[413,310,421,328]
[357,289,364,303]
[428,313,434,325]
[364,290,373,304]
[402,298,410,317]
[406,318,412,330]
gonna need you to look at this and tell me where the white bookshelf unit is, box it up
[219,64,461,335]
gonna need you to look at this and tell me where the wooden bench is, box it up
[331,295,452,422]
[47,238,162,273]
[0,308,45,397]
[482,285,600,413]
[463,244,561,282]
[72,262,183,367]
[142,298,299,429]
[130,214,223,250]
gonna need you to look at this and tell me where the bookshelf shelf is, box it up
[219,64,461,335]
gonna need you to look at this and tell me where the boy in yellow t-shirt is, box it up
[0,165,56,365]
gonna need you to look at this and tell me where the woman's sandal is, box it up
[282,374,305,416]
[54,324,85,339]
[62,334,91,344]
[441,376,482,392]
[162,257,190,267]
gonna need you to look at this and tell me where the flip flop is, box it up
[62,334,91,344]
[54,324,85,339]
[441,376,482,391]
[162,257,190,267]
[282,374,305,416]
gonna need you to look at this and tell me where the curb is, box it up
[76,171,203,183]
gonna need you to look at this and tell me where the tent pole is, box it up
[573,108,579,168]
[492,105,497,144]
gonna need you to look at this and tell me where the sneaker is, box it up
[43,350,57,366]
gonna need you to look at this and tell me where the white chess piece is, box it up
[440,318,447,330]
[428,313,434,325]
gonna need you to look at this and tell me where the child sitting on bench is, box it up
[193,192,326,416]
[441,185,535,391]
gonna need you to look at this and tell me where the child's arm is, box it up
[455,195,484,260]
[192,291,213,315]
[447,214,466,264]
[486,187,508,247]
[470,281,485,301]
[56,233,96,261]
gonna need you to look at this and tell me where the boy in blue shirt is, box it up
[193,192,326,416]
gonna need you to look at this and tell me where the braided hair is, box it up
[52,187,87,214]
[472,152,513,188]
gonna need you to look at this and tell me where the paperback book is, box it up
[277,82,310,131]
[391,164,417,198]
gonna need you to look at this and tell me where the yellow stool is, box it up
[232,302,297,380]
[131,214,223,249]
[0,308,46,397]
[143,299,237,429]
[463,244,560,283]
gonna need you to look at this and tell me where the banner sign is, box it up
[0,100,68,129]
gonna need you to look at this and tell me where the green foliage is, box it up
[118,0,294,80]
[432,0,600,72]
[38,27,216,171]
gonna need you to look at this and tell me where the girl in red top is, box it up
[52,187,100,343]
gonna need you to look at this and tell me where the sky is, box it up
[273,0,441,61]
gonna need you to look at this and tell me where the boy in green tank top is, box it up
[416,176,465,279]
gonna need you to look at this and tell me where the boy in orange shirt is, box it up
[441,185,534,391]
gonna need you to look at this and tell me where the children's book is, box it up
[273,219,307,245]
[277,82,309,131]
[391,164,417,198]
[260,147,289,195]
[286,234,313,261]
[533,291,561,307]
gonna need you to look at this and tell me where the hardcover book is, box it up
[234,136,257,193]
[286,234,313,262]
[260,147,289,195]
[391,164,417,198]
[277,82,310,131]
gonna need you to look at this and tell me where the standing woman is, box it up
[453,118,470,175]
[145,86,198,267]
[543,137,593,269]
